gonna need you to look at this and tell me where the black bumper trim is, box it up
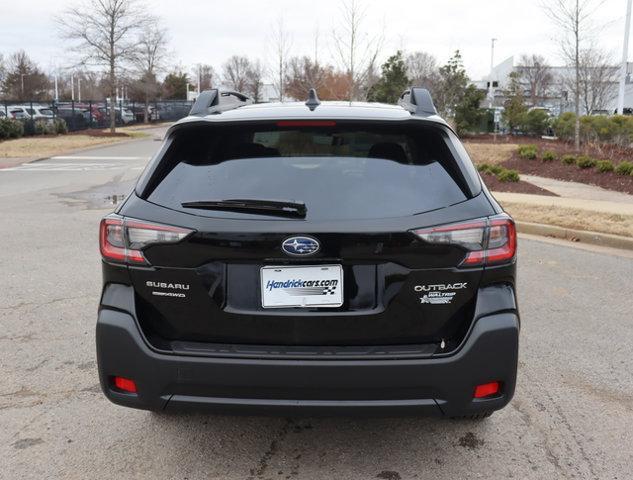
[96,310,519,416]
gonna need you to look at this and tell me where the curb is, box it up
[516,221,633,251]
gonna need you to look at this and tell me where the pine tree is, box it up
[366,51,409,104]
[502,72,528,132]
[434,50,469,119]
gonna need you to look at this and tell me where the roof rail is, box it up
[398,87,437,116]
[189,89,253,116]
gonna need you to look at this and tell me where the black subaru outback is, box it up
[97,88,519,418]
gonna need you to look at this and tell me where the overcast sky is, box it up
[0,0,627,81]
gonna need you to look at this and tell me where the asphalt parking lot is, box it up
[1,135,632,479]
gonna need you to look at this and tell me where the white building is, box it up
[475,56,630,115]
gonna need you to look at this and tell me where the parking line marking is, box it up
[1,162,126,172]
[50,156,149,160]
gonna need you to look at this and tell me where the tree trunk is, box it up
[573,2,580,150]
[109,62,116,134]
[144,89,149,124]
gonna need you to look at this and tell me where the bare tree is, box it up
[0,54,6,98]
[246,60,265,102]
[222,55,251,92]
[2,50,50,101]
[193,64,215,91]
[285,56,330,99]
[67,70,106,100]
[575,48,618,114]
[516,54,553,106]
[134,18,169,122]
[543,0,604,149]
[332,0,383,101]
[58,0,148,133]
[406,51,439,90]
[269,16,292,101]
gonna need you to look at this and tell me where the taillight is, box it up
[412,214,516,267]
[99,214,193,265]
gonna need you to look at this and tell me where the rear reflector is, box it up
[412,214,516,267]
[113,376,137,393]
[276,120,336,127]
[474,381,500,398]
[99,214,193,265]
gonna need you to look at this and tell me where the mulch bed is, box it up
[466,135,633,195]
[479,172,558,196]
[466,134,633,163]
[501,154,633,196]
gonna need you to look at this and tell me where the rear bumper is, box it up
[96,310,519,416]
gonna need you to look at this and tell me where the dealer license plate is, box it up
[261,265,343,308]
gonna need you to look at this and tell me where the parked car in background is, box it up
[156,102,191,121]
[56,107,90,130]
[97,107,135,125]
[120,107,135,124]
[131,105,160,123]
[6,105,55,121]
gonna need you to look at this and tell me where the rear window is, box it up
[146,124,471,220]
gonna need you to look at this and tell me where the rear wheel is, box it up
[450,411,493,420]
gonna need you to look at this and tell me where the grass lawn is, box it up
[0,131,149,159]
[463,142,518,165]
[503,202,633,238]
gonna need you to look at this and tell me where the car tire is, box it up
[450,411,493,420]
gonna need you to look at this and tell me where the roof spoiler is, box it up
[189,89,253,116]
[398,87,437,116]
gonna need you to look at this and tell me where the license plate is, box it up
[261,265,343,308]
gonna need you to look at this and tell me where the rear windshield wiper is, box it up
[181,199,307,218]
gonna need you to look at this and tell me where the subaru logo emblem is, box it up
[282,236,320,256]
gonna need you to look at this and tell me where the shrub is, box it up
[552,112,633,147]
[552,112,576,140]
[0,118,24,139]
[615,161,633,176]
[22,119,36,136]
[477,163,492,174]
[521,109,551,136]
[488,164,504,175]
[34,119,57,135]
[595,160,615,173]
[561,154,576,165]
[54,118,68,134]
[497,169,520,182]
[518,144,538,159]
[575,155,597,169]
[542,150,557,162]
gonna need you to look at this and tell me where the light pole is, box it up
[197,64,201,95]
[20,74,26,98]
[488,38,497,108]
[618,0,632,114]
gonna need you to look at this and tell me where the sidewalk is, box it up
[520,174,633,205]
